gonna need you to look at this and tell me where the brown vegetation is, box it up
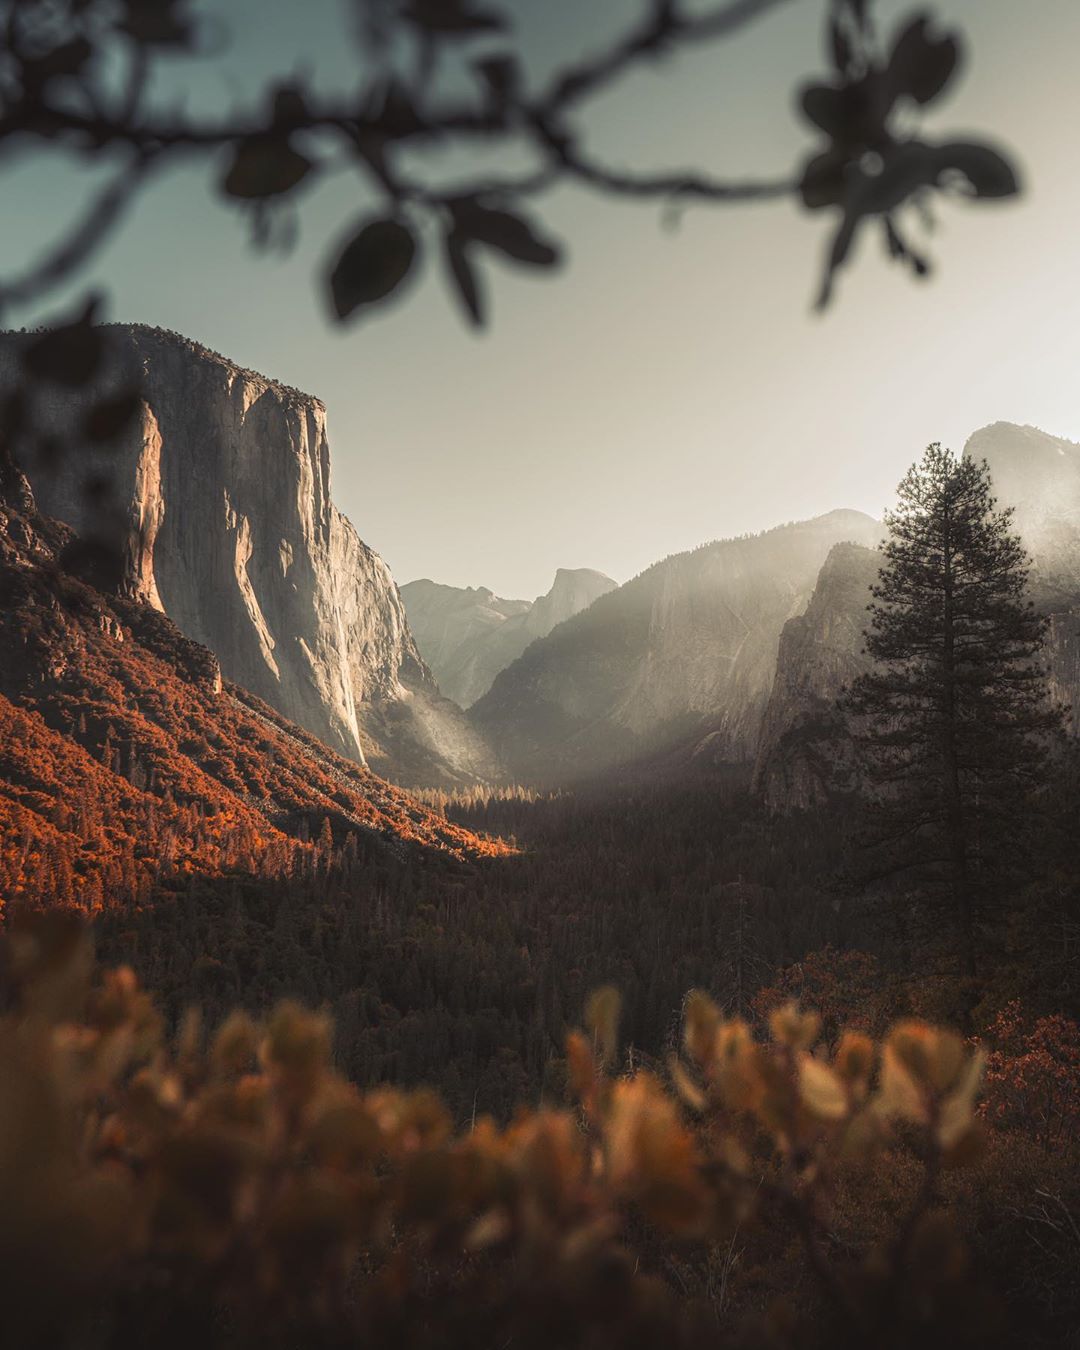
[6,913,1061,1350]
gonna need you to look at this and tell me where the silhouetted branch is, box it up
[0,0,1022,328]
[538,0,801,115]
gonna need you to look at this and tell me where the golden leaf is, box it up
[683,990,721,1066]
[585,986,621,1067]
[768,1002,821,1052]
[667,1055,706,1111]
[798,1053,848,1120]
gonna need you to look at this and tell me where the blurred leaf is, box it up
[444,232,485,327]
[830,18,852,74]
[82,390,142,443]
[565,1029,596,1104]
[667,1056,705,1111]
[887,16,961,106]
[938,1047,985,1149]
[799,149,848,209]
[768,1002,821,1051]
[117,0,194,46]
[934,140,1020,198]
[683,990,720,1066]
[585,986,621,1067]
[835,1031,875,1089]
[799,82,852,140]
[221,138,312,200]
[270,84,309,128]
[327,218,418,322]
[474,54,520,100]
[450,200,561,267]
[856,141,937,215]
[403,0,505,36]
[798,1054,847,1119]
[28,38,94,86]
[23,300,105,387]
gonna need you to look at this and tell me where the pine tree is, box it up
[849,444,1063,981]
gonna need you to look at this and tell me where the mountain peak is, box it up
[402,567,615,709]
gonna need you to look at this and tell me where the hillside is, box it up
[0,476,504,912]
[470,510,882,784]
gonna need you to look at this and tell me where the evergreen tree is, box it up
[849,444,1063,981]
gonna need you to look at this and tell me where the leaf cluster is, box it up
[0,915,994,1349]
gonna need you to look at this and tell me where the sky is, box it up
[7,0,1080,598]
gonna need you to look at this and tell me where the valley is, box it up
[3,333,1080,1348]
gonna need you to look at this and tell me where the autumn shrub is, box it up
[750,946,892,1044]
[0,913,1048,1350]
[981,1001,1080,1149]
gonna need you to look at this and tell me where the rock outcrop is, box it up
[751,542,879,812]
[2,324,492,787]
[470,510,882,784]
[401,567,616,708]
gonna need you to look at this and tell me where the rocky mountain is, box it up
[754,423,1080,813]
[751,542,879,812]
[967,421,1080,726]
[966,422,1080,605]
[0,466,503,911]
[469,510,882,784]
[401,568,617,708]
[1,325,492,787]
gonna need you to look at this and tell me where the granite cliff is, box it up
[401,568,616,708]
[2,324,492,787]
[751,542,879,812]
[470,510,882,784]
[0,462,501,900]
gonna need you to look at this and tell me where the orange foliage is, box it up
[0,496,509,916]
[0,917,995,1350]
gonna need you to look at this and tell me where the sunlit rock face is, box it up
[3,324,493,787]
[402,568,617,709]
[751,542,880,813]
[470,510,882,785]
[966,422,1080,604]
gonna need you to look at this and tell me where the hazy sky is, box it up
[8,1,1080,597]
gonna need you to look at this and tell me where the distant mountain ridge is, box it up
[469,509,882,784]
[1,324,492,788]
[401,568,616,708]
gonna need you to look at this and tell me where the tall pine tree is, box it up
[849,444,1063,981]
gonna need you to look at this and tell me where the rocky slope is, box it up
[0,467,504,912]
[754,423,1080,812]
[966,422,1080,605]
[751,542,879,811]
[1,325,492,787]
[470,510,882,784]
[401,568,616,708]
